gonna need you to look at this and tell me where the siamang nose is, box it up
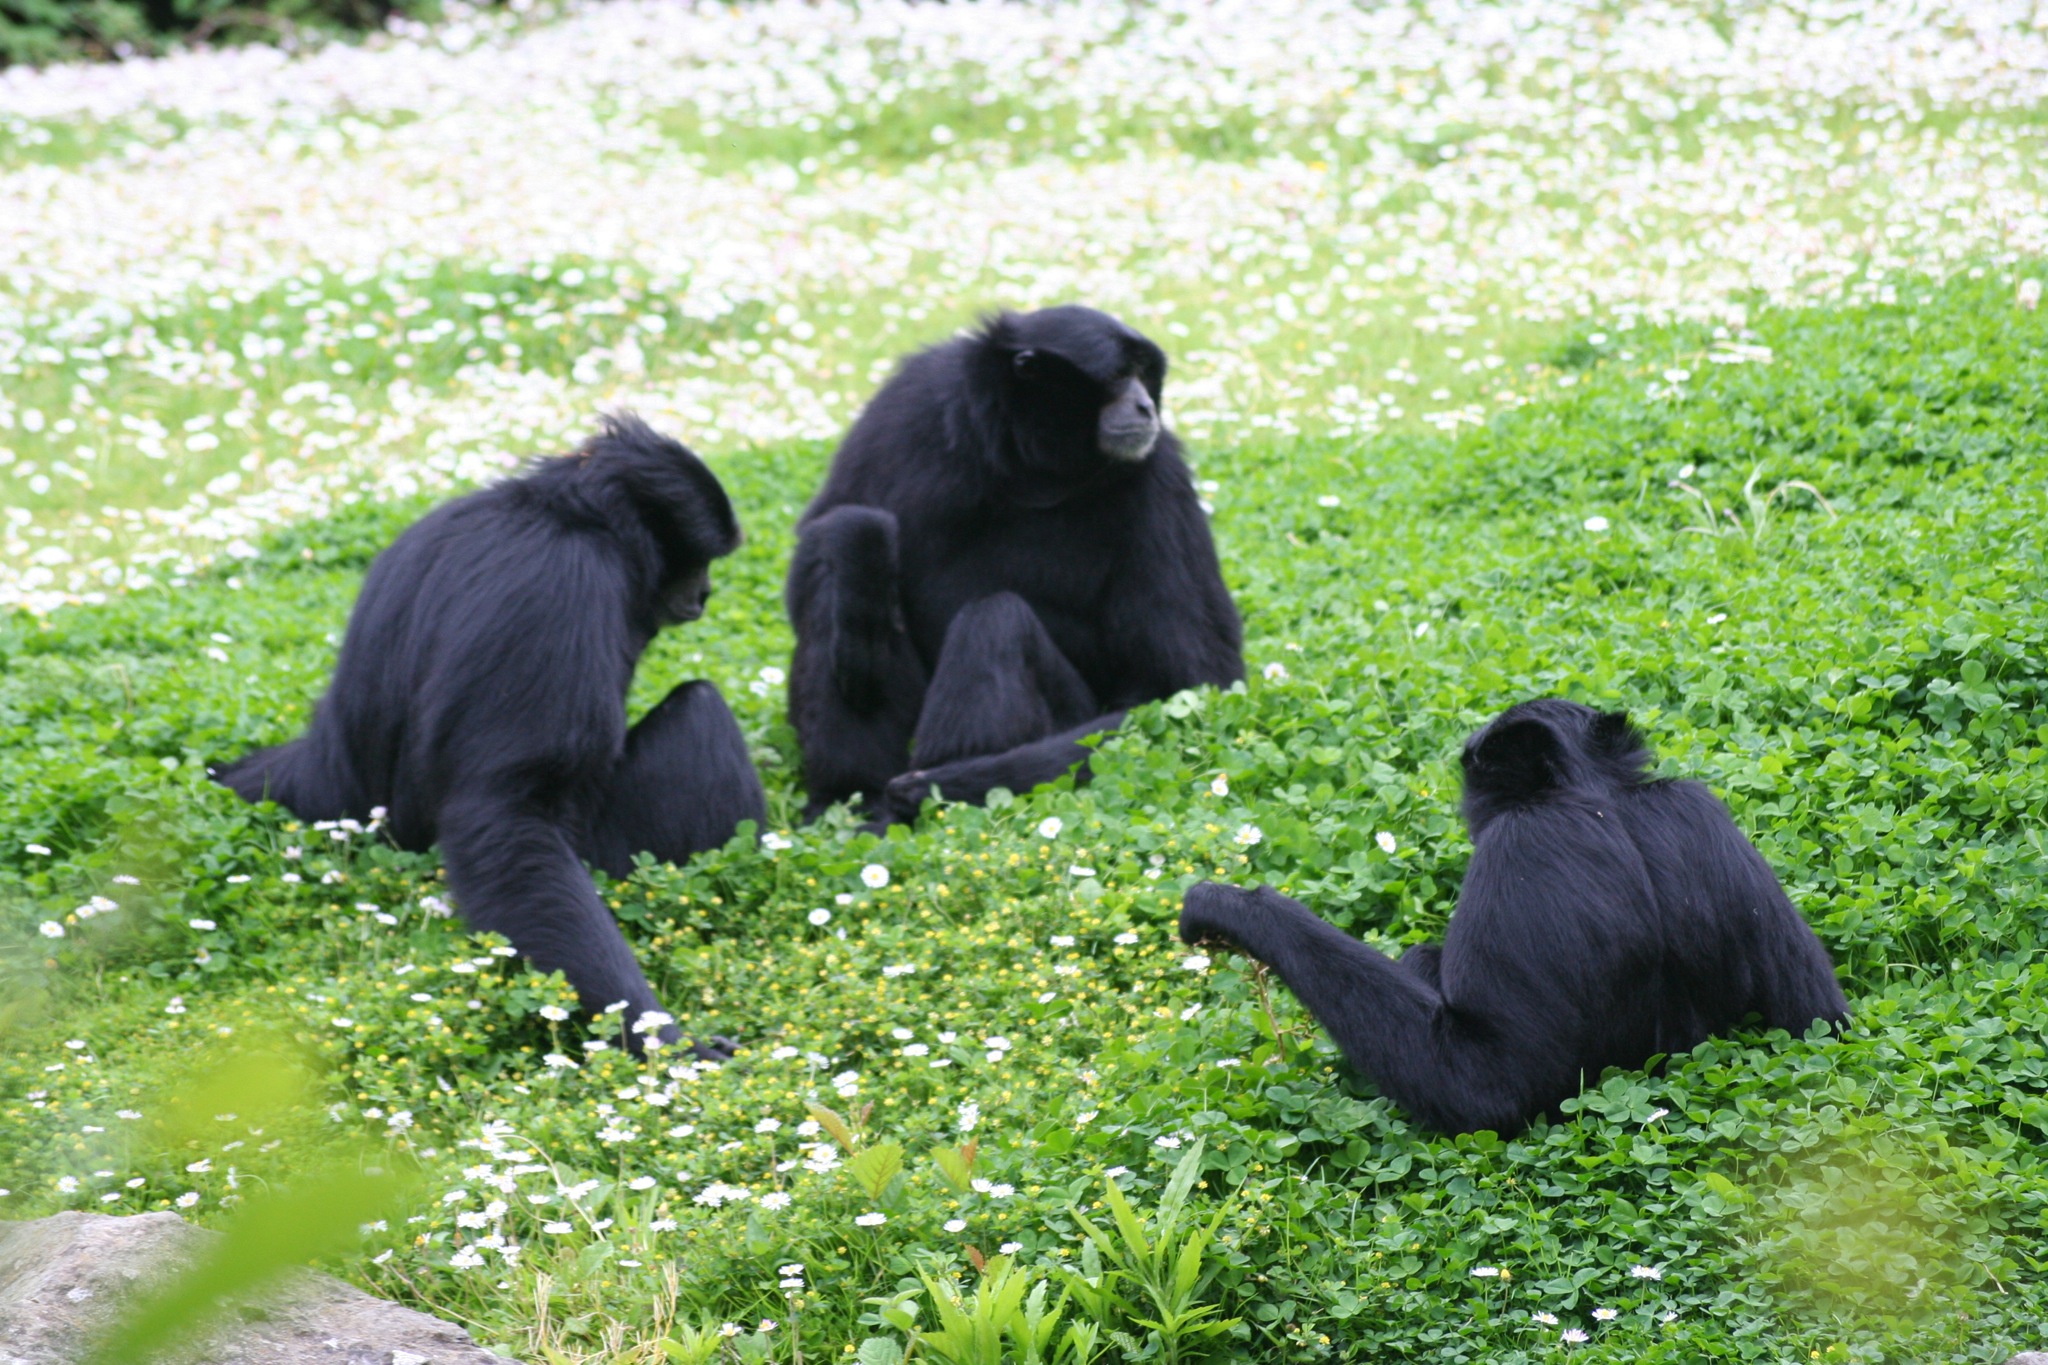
[1131,387,1156,419]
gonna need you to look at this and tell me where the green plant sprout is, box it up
[1061,1141,1240,1365]
[1669,464,1839,544]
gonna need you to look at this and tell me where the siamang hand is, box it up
[1178,881,1268,955]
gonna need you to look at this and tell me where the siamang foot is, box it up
[628,1019,736,1063]
[1178,881,1265,954]
[688,1034,740,1063]
[882,770,936,826]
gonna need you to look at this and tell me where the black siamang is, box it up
[786,306,1242,822]
[214,415,765,1053]
[1180,700,1848,1134]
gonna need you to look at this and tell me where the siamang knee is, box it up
[582,680,765,878]
[1399,944,1443,991]
[787,506,927,816]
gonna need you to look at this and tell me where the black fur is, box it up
[1179,699,1848,1134]
[213,415,766,1053]
[786,306,1243,821]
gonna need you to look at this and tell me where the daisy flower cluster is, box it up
[0,0,2041,612]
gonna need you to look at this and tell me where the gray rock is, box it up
[0,1211,518,1365]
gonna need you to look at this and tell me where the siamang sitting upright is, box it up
[214,415,765,1054]
[786,306,1243,822]
[1180,700,1849,1134]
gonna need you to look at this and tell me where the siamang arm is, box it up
[1097,456,1244,706]
[437,790,696,1053]
[1180,883,1541,1134]
[429,541,732,1057]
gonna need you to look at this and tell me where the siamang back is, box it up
[215,415,764,1052]
[787,306,1243,820]
[1180,700,1848,1135]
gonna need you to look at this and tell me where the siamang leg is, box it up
[210,735,355,825]
[880,592,1114,823]
[438,792,696,1056]
[883,712,1128,825]
[1179,883,1550,1135]
[786,506,929,819]
[908,592,1097,765]
[579,681,766,879]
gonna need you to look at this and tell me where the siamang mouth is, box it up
[663,593,709,623]
[1100,426,1161,462]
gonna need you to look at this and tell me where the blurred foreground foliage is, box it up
[75,1041,416,1365]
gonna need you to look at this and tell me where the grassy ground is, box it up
[5,1,2048,1361]
[4,267,2047,1364]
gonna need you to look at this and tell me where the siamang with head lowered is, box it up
[214,415,765,1055]
[1180,700,1848,1135]
[787,306,1242,823]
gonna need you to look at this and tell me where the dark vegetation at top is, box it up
[0,0,452,66]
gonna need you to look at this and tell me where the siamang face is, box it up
[659,563,714,624]
[996,307,1169,473]
[1094,374,1162,462]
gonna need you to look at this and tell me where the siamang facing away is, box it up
[214,416,765,1054]
[787,306,1243,822]
[1180,700,1848,1135]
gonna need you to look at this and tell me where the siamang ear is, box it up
[1011,348,1041,380]
[1463,716,1564,798]
[1586,708,1651,779]
[1589,710,1637,752]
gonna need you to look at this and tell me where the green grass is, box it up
[0,113,138,170]
[18,38,2032,596]
[646,59,2048,182]
[4,268,2047,1362]
[651,83,1286,177]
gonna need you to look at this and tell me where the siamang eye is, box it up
[1011,349,1040,379]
